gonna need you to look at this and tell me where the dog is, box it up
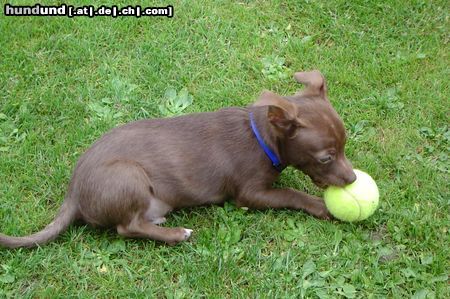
[0,70,356,248]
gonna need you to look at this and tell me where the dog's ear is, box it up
[293,70,327,98]
[254,90,304,133]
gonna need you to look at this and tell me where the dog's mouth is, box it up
[295,166,330,189]
[312,177,352,189]
[297,166,348,189]
[310,175,349,189]
[312,179,328,189]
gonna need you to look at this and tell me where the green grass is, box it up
[0,0,448,297]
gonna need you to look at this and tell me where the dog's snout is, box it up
[343,170,357,185]
[336,157,356,185]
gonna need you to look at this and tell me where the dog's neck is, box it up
[250,107,286,171]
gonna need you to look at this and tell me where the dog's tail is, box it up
[0,199,78,249]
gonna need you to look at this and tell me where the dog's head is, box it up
[254,70,356,187]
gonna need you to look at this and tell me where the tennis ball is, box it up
[324,169,379,222]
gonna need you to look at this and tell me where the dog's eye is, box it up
[318,155,333,164]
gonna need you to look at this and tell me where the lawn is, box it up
[0,0,448,297]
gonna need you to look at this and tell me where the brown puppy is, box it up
[0,70,355,248]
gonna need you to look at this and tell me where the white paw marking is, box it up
[183,229,193,239]
[151,217,167,225]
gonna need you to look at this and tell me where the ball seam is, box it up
[341,188,362,220]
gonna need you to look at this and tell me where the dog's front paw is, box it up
[308,196,333,220]
[315,208,333,220]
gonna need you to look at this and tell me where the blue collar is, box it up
[249,112,284,172]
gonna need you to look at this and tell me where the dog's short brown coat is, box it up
[0,70,355,248]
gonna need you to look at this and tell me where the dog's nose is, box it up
[343,171,357,185]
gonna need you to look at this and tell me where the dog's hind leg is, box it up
[117,215,192,245]
[77,159,193,245]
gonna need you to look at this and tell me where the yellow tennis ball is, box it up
[324,169,379,222]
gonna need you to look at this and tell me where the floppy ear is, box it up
[253,90,304,133]
[293,70,327,98]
